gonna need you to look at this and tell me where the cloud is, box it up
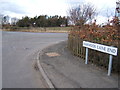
[85,0,116,16]
[85,0,116,9]
[26,0,68,17]
[0,0,116,24]
[0,1,26,15]
[0,0,68,18]
[66,0,85,7]
[66,0,116,24]
[85,0,116,24]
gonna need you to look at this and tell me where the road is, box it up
[2,31,68,88]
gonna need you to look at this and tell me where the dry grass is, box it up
[2,27,71,33]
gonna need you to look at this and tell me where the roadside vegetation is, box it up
[2,27,71,33]
[2,15,70,32]
[1,0,119,73]
[68,3,119,73]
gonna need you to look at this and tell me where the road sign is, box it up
[83,41,118,76]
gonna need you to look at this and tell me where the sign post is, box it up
[108,55,113,76]
[85,48,88,64]
[83,41,118,76]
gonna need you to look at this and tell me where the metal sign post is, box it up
[108,55,113,76]
[85,48,88,64]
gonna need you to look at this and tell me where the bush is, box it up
[68,17,119,73]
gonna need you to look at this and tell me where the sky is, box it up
[0,0,117,24]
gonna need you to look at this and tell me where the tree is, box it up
[68,3,97,26]
[17,16,30,27]
[16,15,68,27]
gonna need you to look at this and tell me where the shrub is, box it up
[68,17,119,73]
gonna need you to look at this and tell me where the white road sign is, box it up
[83,41,118,56]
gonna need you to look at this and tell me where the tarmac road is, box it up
[2,31,68,88]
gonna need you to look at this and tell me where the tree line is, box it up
[2,2,117,29]
[16,3,97,28]
[16,15,68,27]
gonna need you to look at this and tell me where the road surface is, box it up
[2,31,68,88]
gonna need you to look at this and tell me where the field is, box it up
[2,27,71,33]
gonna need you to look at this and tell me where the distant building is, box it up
[2,15,10,24]
[11,17,18,25]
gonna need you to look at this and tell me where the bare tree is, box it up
[68,3,97,26]
[105,9,114,25]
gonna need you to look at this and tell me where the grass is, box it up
[2,27,71,33]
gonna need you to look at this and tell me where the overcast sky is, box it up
[0,0,117,24]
